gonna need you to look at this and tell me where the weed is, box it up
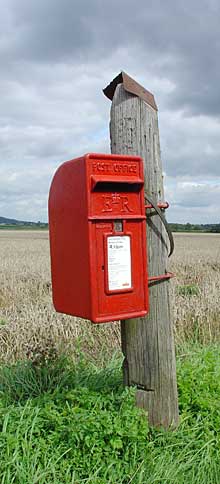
[0,347,220,483]
[177,284,200,296]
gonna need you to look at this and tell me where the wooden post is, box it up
[108,78,179,428]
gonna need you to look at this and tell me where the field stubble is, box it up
[0,231,220,364]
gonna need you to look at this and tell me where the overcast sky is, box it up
[0,0,220,223]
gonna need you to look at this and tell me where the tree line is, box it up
[169,223,220,233]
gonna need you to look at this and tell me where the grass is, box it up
[0,345,220,483]
[176,284,200,296]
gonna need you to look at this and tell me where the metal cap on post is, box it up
[103,71,158,111]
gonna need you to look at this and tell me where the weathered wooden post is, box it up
[104,72,179,428]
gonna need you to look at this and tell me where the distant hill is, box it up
[0,216,29,225]
[0,216,48,227]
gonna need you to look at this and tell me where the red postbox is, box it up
[49,153,149,323]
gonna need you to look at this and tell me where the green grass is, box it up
[0,346,220,483]
[176,284,200,296]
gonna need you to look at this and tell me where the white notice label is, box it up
[107,236,132,291]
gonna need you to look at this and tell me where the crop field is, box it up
[0,231,220,363]
[0,230,120,365]
[0,230,220,483]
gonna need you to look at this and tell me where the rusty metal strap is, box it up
[145,195,174,257]
[148,272,175,283]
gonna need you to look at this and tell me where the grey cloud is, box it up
[165,176,220,223]
[0,0,220,222]
[175,183,220,208]
[0,131,109,222]
[1,0,219,118]
[160,112,220,177]
[167,204,220,224]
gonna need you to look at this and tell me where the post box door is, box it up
[90,219,148,321]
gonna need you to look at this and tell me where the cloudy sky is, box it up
[0,0,220,223]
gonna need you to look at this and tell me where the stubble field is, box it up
[0,230,220,364]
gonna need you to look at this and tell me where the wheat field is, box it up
[0,230,219,364]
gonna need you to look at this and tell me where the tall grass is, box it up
[0,346,220,483]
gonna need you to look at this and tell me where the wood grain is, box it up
[110,84,179,428]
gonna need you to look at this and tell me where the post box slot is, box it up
[91,180,143,193]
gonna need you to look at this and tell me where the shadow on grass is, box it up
[0,352,124,404]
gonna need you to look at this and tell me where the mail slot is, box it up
[48,153,149,323]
